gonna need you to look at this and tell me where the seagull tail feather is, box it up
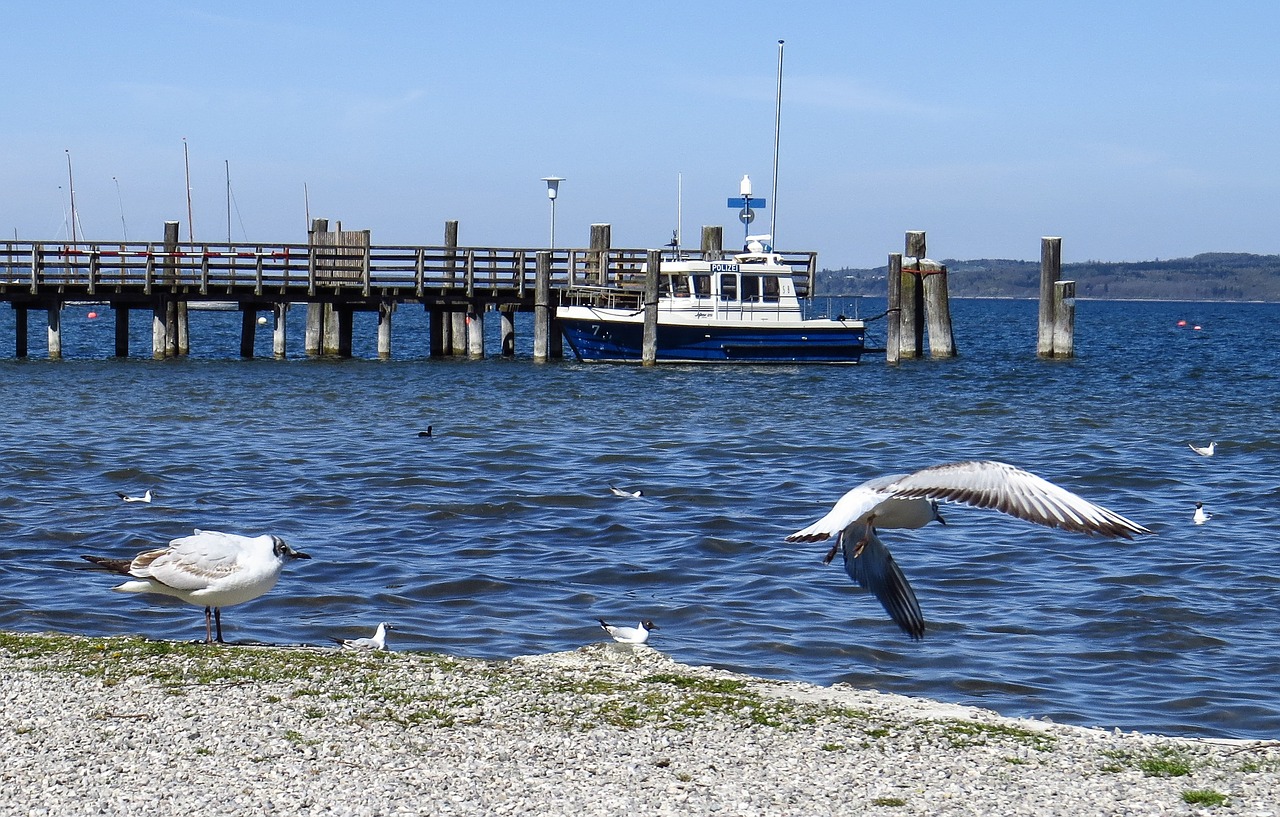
[80,555,134,575]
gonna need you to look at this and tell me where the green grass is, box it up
[1101,746,1196,777]
[1182,788,1227,807]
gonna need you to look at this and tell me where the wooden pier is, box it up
[0,221,818,361]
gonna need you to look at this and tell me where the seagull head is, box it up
[271,536,311,561]
[640,620,658,631]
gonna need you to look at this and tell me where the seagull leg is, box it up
[214,608,224,644]
[204,606,214,644]
[822,531,843,565]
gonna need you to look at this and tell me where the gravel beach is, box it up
[1,631,1276,816]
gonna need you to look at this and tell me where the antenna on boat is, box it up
[676,171,682,253]
[770,39,784,245]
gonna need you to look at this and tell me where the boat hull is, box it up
[557,310,864,364]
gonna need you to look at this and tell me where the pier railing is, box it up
[0,241,818,302]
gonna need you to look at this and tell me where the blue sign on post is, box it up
[726,197,766,209]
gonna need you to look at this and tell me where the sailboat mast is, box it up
[183,137,194,242]
[65,149,77,243]
[226,160,231,244]
[770,39,784,245]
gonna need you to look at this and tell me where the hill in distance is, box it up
[820,252,1280,301]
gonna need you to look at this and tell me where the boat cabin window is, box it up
[719,273,738,302]
[742,274,780,303]
[691,274,710,298]
[664,274,691,297]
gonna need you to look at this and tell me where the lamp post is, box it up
[541,176,564,249]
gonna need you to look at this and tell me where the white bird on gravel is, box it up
[334,622,393,651]
[786,460,1153,640]
[117,490,153,503]
[1193,502,1213,525]
[81,529,311,644]
[1188,441,1216,457]
[599,619,657,644]
[609,486,643,498]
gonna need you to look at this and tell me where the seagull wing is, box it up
[140,530,247,590]
[841,523,924,640]
[886,461,1151,539]
[785,474,908,542]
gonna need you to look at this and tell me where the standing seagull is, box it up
[786,460,1152,640]
[599,619,657,644]
[82,529,311,644]
[1193,502,1213,525]
[1188,441,1216,457]
[333,621,394,651]
[117,490,153,503]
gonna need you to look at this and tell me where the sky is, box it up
[4,1,1280,268]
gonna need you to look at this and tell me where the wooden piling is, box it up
[899,232,925,359]
[14,306,27,358]
[1052,280,1076,357]
[886,253,902,365]
[701,226,724,261]
[467,308,485,359]
[533,250,552,362]
[499,307,516,356]
[427,306,446,357]
[305,304,322,356]
[176,302,189,356]
[377,300,394,360]
[46,303,62,360]
[151,302,167,359]
[445,220,464,353]
[240,308,256,358]
[922,266,957,358]
[335,306,353,358]
[114,306,129,357]
[450,311,467,356]
[589,224,611,286]
[273,303,288,359]
[1038,237,1062,356]
[642,249,660,365]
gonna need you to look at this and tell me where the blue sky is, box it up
[4,1,1278,268]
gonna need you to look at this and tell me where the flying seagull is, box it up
[785,460,1152,640]
[1193,502,1213,525]
[82,529,311,644]
[1188,441,1216,457]
[333,621,393,651]
[599,619,657,644]
[117,490,153,503]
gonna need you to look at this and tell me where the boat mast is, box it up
[64,149,77,243]
[770,39,784,245]
[183,137,194,242]
[225,160,232,244]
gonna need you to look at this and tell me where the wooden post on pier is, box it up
[14,307,27,358]
[46,303,62,360]
[1052,280,1076,357]
[499,307,516,356]
[898,232,925,359]
[153,221,179,359]
[176,302,189,356]
[239,308,256,358]
[467,307,485,359]
[701,226,724,261]
[377,300,394,360]
[916,240,957,358]
[533,250,552,362]
[642,249,661,365]
[444,220,464,355]
[886,253,902,365]
[428,305,445,357]
[589,224,611,286]
[305,219,326,356]
[1038,236,1064,357]
[272,303,288,359]
[114,306,129,357]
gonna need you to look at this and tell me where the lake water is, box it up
[0,297,1276,740]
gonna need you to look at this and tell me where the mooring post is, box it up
[499,306,516,356]
[239,307,256,358]
[899,231,926,358]
[642,249,660,365]
[377,300,394,360]
[589,224,611,286]
[1038,236,1062,356]
[886,253,902,365]
[921,266,957,359]
[273,302,288,359]
[114,306,129,357]
[14,306,28,358]
[701,225,724,261]
[46,302,62,360]
[533,250,552,362]
[1052,280,1076,357]
[466,306,485,359]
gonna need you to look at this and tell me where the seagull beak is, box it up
[291,549,312,560]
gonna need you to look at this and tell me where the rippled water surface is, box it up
[1,298,1277,739]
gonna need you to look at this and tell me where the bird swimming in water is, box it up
[609,486,643,498]
[418,426,433,438]
[1188,441,1216,457]
[599,619,657,644]
[117,490,153,503]
[1193,502,1213,525]
[82,529,311,644]
[786,460,1152,640]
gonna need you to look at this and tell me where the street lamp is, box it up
[541,176,565,249]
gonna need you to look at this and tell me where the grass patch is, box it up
[871,796,907,807]
[1101,746,1195,777]
[1182,788,1227,807]
[933,720,1057,752]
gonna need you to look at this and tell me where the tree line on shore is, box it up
[821,252,1280,301]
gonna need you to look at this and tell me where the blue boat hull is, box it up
[558,316,864,363]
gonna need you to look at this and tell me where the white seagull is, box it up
[117,490,153,503]
[334,621,394,651]
[82,529,311,644]
[609,486,643,498]
[599,619,657,644]
[1188,441,1216,457]
[1193,502,1213,525]
[786,460,1153,640]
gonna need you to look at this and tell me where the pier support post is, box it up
[1038,237,1064,357]
[899,232,925,359]
[450,311,467,356]
[499,306,516,356]
[14,306,27,358]
[377,300,394,360]
[323,304,342,356]
[701,225,724,261]
[589,224,611,286]
[428,307,446,357]
[272,303,288,359]
[642,249,660,366]
[113,306,129,357]
[1052,280,1076,358]
[152,300,168,359]
[533,251,552,362]
[46,303,62,360]
[176,302,189,356]
[240,307,257,358]
[305,303,323,356]
[886,253,902,365]
[444,220,464,355]
[467,307,485,359]
[335,306,353,358]
[162,221,180,358]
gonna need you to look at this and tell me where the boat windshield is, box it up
[691,274,710,297]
